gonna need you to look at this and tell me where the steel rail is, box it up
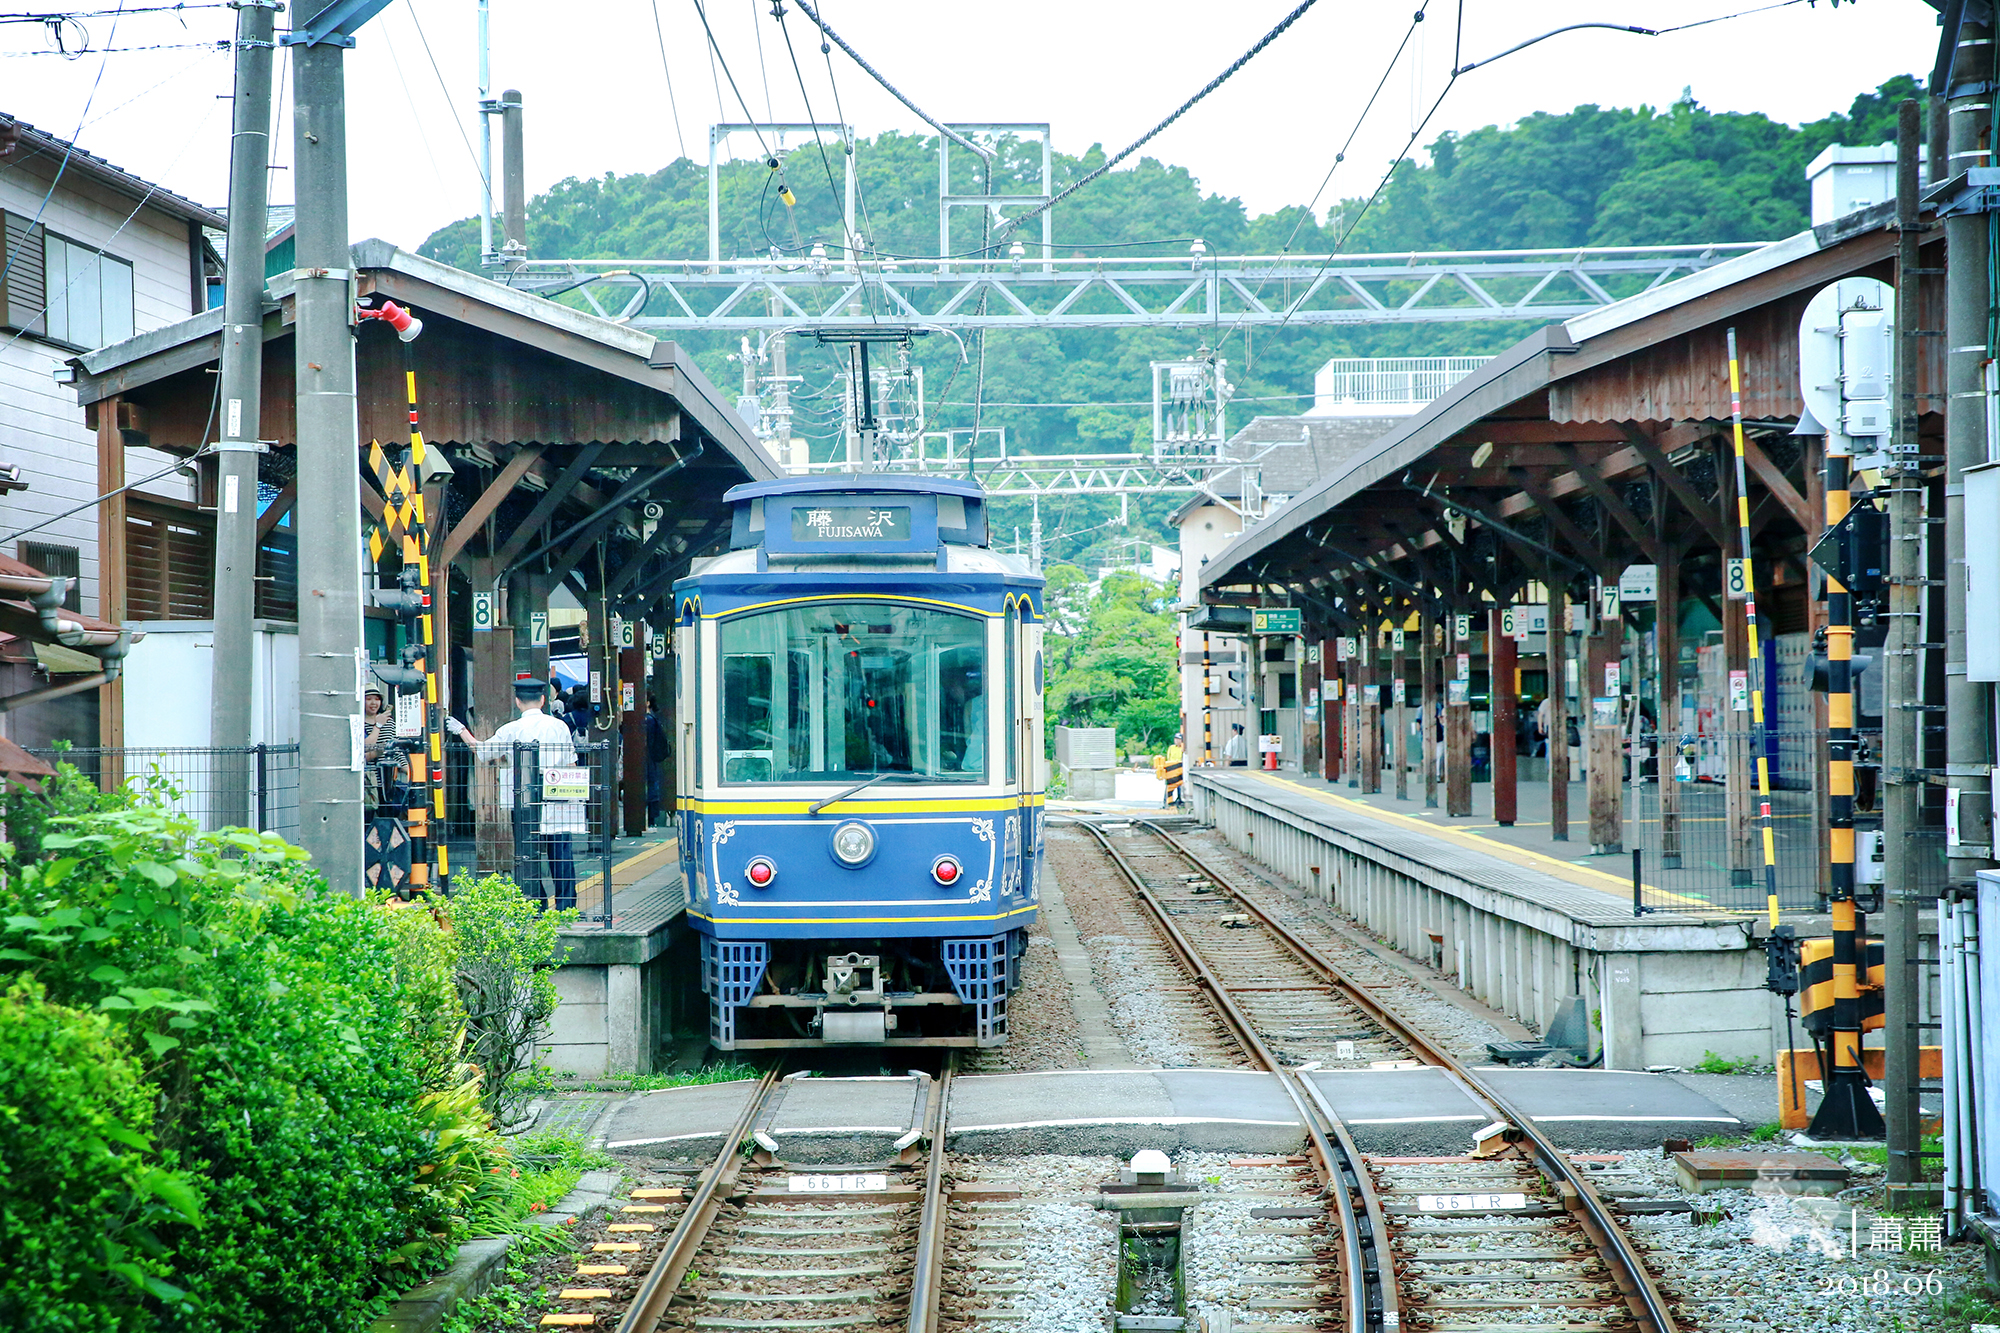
[904,1056,954,1333]
[615,1066,782,1333]
[1137,818,1681,1333]
[1069,819,1373,1333]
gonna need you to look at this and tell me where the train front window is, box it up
[719,601,988,783]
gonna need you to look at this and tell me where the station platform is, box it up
[596,1068,1747,1163]
[532,827,692,1077]
[1187,769,1779,1071]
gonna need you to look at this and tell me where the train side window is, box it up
[723,653,774,782]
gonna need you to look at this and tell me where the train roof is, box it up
[724,474,986,502]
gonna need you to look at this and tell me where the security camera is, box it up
[643,502,665,522]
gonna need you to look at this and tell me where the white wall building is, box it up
[0,114,221,744]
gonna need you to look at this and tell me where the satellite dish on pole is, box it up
[1798,277,1895,448]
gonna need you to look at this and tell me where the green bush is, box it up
[0,800,428,1331]
[447,874,574,1125]
[378,900,472,1093]
[0,976,200,1333]
[0,793,584,1332]
[160,887,432,1330]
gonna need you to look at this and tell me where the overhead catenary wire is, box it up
[788,0,987,162]
[404,3,486,187]
[0,0,125,320]
[648,0,690,162]
[690,0,773,158]
[998,0,1320,241]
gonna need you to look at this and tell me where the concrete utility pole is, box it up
[1882,97,1925,1201]
[501,89,526,266]
[211,0,275,826]
[1944,17,1995,899]
[292,37,365,892]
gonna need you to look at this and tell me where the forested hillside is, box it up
[420,76,1921,567]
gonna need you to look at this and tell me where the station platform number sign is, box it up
[1252,608,1302,634]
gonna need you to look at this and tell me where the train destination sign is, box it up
[792,505,913,542]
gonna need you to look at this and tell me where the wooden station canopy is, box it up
[69,239,778,660]
[1197,210,1943,628]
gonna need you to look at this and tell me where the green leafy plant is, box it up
[0,975,201,1332]
[446,874,576,1126]
[624,1062,761,1091]
[1692,1050,1759,1076]
[1750,1122,1783,1143]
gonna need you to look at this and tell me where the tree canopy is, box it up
[1041,566,1183,755]
[420,76,1924,569]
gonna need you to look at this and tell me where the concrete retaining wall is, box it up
[540,923,684,1076]
[1191,775,1944,1071]
[1192,774,1775,1069]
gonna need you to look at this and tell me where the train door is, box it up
[676,611,699,891]
[1013,602,1044,900]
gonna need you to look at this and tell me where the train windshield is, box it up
[718,600,988,784]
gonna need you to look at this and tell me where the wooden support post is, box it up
[460,555,515,874]
[1361,631,1381,794]
[1446,613,1473,817]
[1491,607,1518,826]
[1392,624,1408,801]
[1549,583,1570,841]
[1302,639,1322,777]
[1586,618,1624,853]
[95,399,127,771]
[1721,452,1755,885]
[1658,557,1683,866]
[621,643,646,837]
[1346,643,1360,789]
[1322,637,1340,782]
[1421,606,1439,809]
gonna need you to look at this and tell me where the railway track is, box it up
[576,1063,952,1333]
[1067,817,1683,1333]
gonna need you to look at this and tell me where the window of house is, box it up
[1,212,135,348]
[18,542,80,611]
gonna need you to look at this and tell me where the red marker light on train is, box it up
[932,855,961,886]
[745,857,776,888]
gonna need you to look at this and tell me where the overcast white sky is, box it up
[1,0,1945,252]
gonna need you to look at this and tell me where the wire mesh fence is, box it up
[1621,730,1945,915]
[440,739,620,926]
[24,740,634,927]
[27,745,302,840]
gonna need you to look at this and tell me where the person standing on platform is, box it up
[362,682,394,818]
[445,677,580,911]
[1225,723,1249,766]
[644,696,668,827]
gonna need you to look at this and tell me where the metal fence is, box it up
[440,739,621,926]
[29,745,301,840]
[1620,730,1946,915]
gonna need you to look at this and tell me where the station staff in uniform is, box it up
[446,676,582,911]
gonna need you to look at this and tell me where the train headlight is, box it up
[931,855,963,886]
[831,820,875,866]
[745,856,777,888]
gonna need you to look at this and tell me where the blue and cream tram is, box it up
[674,476,1045,1049]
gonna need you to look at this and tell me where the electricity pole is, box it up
[1945,17,1995,897]
[1881,97,1925,1201]
[211,0,275,825]
[290,0,392,891]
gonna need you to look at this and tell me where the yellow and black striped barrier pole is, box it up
[1725,330,1783,930]
[361,308,447,902]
